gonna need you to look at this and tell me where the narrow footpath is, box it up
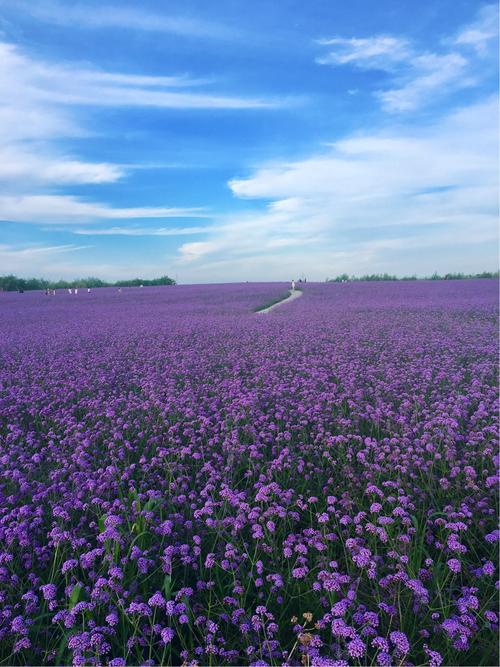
[256,288,303,314]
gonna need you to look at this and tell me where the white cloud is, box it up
[316,36,410,70]
[172,97,498,280]
[229,99,498,204]
[179,241,220,262]
[316,4,498,112]
[0,195,210,224]
[454,4,499,54]
[8,1,235,40]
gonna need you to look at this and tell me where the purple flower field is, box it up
[0,280,498,666]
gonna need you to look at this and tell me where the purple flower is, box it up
[482,561,495,576]
[371,636,389,652]
[106,612,119,626]
[40,584,57,601]
[104,514,122,529]
[13,638,31,652]
[60,559,78,575]
[126,602,151,616]
[485,530,499,543]
[423,645,443,666]
[447,558,461,574]
[389,631,409,655]
[292,566,308,579]
[11,616,28,635]
[148,592,166,608]
[160,627,175,644]
[204,553,216,568]
[346,638,366,658]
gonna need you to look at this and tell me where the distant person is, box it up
[68,288,72,294]
[87,288,91,293]
[74,288,78,295]
[291,279,296,291]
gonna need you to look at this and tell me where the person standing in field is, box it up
[291,279,296,291]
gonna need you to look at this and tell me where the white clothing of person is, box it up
[291,280,296,290]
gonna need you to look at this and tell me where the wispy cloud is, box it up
[0,38,278,227]
[0,242,92,276]
[377,53,470,113]
[7,1,236,40]
[0,243,155,281]
[316,4,498,112]
[316,36,410,71]
[72,225,208,236]
[0,195,210,224]
[0,146,123,185]
[0,243,91,258]
[454,4,499,54]
[0,42,279,110]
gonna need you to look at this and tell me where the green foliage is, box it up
[114,276,176,287]
[327,270,499,282]
[0,274,176,291]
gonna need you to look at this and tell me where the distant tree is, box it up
[115,276,176,287]
[326,271,498,283]
[475,271,497,279]
[0,274,176,291]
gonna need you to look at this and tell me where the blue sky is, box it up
[0,0,498,282]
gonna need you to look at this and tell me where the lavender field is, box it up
[0,280,498,667]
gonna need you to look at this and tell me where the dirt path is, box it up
[256,288,303,314]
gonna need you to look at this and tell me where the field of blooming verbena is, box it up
[0,280,498,667]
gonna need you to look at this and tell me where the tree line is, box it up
[327,271,499,282]
[0,275,176,292]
